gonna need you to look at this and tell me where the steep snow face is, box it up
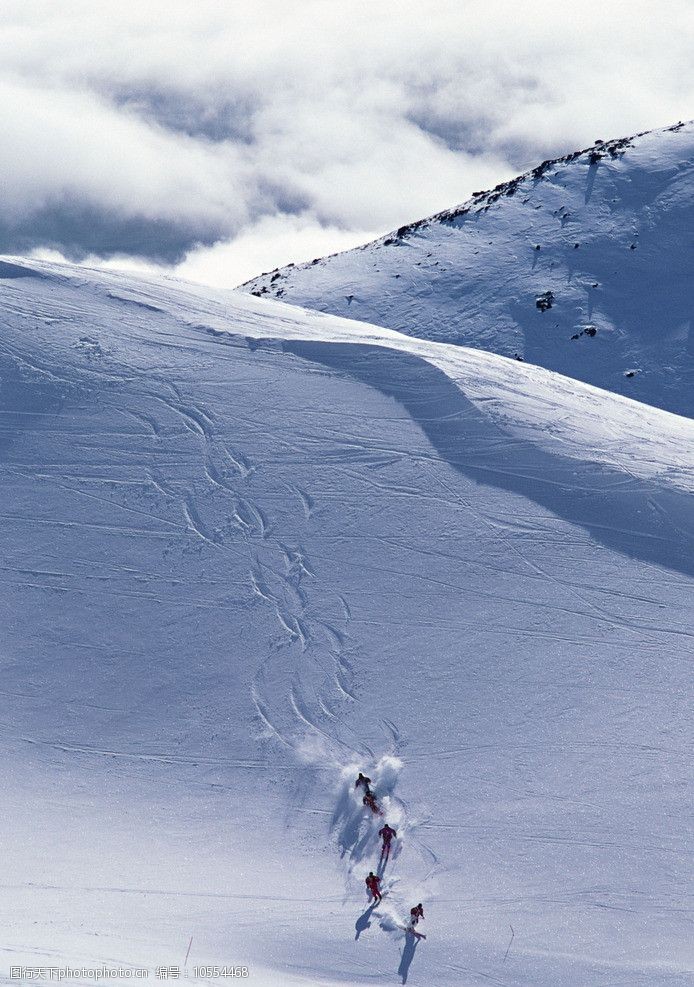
[1,257,693,986]
[242,122,694,419]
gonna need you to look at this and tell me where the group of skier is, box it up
[355,771,426,939]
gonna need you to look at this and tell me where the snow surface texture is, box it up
[1,257,692,985]
[243,121,694,420]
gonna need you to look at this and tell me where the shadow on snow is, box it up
[282,341,694,579]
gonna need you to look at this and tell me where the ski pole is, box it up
[503,925,514,962]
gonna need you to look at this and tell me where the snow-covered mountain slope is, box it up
[242,121,694,419]
[1,256,693,986]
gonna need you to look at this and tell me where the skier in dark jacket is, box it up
[379,823,397,861]
[355,772,372,792]
[410,903,424,925]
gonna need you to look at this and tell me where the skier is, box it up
[379,822,397,860]
[365,871,382,903]
[363,790,381,815]
[409,903,424,926]
[355,772,372,792]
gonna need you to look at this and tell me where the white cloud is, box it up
[0,79,252,225]
[2,0,693,284]
[176,215,376,288]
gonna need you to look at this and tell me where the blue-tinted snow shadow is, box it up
[355,902,377,940]
[397,931,419,984]
[0,260,44,279]
[377,848,390,878]
[584,160,599,204]
[282,341,694,578]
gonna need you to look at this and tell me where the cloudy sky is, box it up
[2,1,693,286]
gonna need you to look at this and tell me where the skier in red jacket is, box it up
[363,790,382,815]
[365,871,382,903]
[379,823,397,861]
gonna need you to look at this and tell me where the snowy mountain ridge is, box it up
[242,120,694,419]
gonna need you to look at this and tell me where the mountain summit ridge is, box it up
[241,120,694,418]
